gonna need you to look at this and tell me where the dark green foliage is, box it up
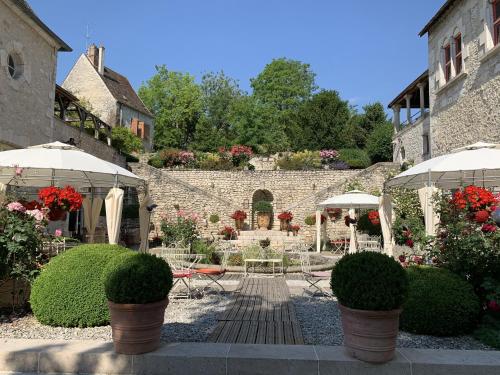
[339,148,371,169]
[474,315,500,349]
[209,214,220,223]
[365,122,394,163]
[304,215,315,226]
[148,154,164,169]
[192,240,220,264]
[30,244,131,327]
[254,201,273,213]
[291,90,353,151]
[111,127,144,154]
[331,252,408,311]
[122,204,139,219]
[104,252,173,304]
[400,267,480,336]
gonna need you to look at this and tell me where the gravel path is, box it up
[0,295,231,343]
[293,296,492,350]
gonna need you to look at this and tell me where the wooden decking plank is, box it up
[256,321,267,344]
[246,320,259,344]
[236,320,251,343]
[275,321,284,345]
[227,320,242,343]
[266,321,275,344]
[283,322,294,345]
[217,320,235,343]
[291,321,304,345]
[208,321,225,342]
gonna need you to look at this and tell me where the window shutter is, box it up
[130,118,139,135]
[138,121,145,139]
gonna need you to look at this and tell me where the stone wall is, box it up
[130,161,399,243]
[392,116,430,164]
[53,118,126,167]
[427,0,500,156]
[0,1,58,148]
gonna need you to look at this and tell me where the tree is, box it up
[365,122,394,163]
[291,90,353,150]
[251,58,317,111]
[138,66,202,150]
[192,71,243,151]
[353,103,390,148]
[111,127,144,154]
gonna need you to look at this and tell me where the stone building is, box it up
[0,0,71,150]
[390,0,500,164]
[62,45,155,151]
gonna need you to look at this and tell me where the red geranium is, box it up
[368,210,380,225]
[21,200,42,210]
[278,211,293,221]
[219,226,235,240]
[452,185,497,211]
[38,186,83,212]
[482,224,497,233]
[290,224,300,231]
[231,210,247,220]
[405,239,414,248]
[475,210,490,223]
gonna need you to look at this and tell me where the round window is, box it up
[7,53,23,80]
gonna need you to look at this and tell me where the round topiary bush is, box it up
[400,266,480,336]
[331,252,408,311]
[30,244,131,327]
[104,252,173,304]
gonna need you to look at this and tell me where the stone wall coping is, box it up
[1,339,499,375]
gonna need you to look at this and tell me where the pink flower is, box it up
[54,229,63,237]
[6,201,26,212]
[14,165,23,176]
[26,209,45,222]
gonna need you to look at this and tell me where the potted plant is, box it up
[290,224,300,236]
[104,252,173,355]
[326,208,342,221]
[331,252,408,363]
[231,210,247,231]
[254,201,273,230]
[278,211,293,231]
[38,186,83,221]
[219,226,236,240]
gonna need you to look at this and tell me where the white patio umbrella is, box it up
[317,190,381,253]
[0,142,146,245]
[386,142,500,237]
[385,142,500,190]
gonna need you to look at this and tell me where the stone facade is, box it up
[427,0,500,156]
[391,0,500,163]
[131,161,398,243]
[0,0,59,148]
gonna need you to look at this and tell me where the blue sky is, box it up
[32,0,441,110]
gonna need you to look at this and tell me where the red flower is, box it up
[278,211,293,221]
[231,210,247,220]
[452,186,497,211]
[290,224,300,231]
[474,210,490,223]
[405,239,414,248]
[38,186,83,212]
[22,200,42,210]
[398,255,406,263]
[481,224,497,233]
[488,300,500,312]
[368,211,380,225]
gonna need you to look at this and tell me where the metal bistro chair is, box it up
[195,248,228,295]
[158,245,199,298]
[358,235,382,252]
[40,238,66,259]
[299,251,332,297]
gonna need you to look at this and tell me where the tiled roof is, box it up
[419,0,459,37]
[98,63,153,118]
[9,0,71,51]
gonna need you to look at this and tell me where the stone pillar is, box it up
[417,83,426,116]
[405,94,412,124]
[392,105,401,133]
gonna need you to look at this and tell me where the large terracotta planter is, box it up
[108,298,168,355]
[257,212,271,230]
[339,304,401,364]
[279,219,290,231]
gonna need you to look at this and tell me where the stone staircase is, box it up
[231,229,305,248]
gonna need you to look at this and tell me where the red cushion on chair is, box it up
[196,268,225,275]
[310,271,331,278]
[173,271,193,278]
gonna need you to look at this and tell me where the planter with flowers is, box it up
[290,224,300,236]
[219,226,236,240]
[326,207,342,221]
[38,186,83,221]
[231,210,247,231]
[254,201,273,230]
[331,252,408,363]
[277,211,293,231]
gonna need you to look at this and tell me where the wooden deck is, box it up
[208,278,304,345]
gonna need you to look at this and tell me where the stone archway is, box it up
[251,189,274,230]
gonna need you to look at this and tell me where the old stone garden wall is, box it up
[131,161,399,243]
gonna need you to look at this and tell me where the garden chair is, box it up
[158,247,201,298]
[299,252,332,297]
[195,250,228,295]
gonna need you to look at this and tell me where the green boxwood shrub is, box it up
[254,201,273,213]
[400,266,480,336]
[339,148,371,169]
[104,253,173,304]
[209,214,220,223]
[30,244,131,327]
[331,252,408,311]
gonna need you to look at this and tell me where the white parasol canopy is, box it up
[318,190,380,209]
[386,142,500,189]
[0,142,143,188]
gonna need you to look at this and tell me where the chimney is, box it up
[87,44,99,67]
[98,45,105,75]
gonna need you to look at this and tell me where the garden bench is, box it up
[243,245,284,276]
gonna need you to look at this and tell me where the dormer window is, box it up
[454,34,462,75]
[494,0,500,46]
[443,44,452,82]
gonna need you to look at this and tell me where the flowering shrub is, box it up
[158,148,196,168]
[277,211,293,221]
[290,224,300,232]
[160,210,200,246]
[319,149,339,165]
[231,210,247,221]
[219,226,236,240]
[38,186,83,212]
[368,210,380,225]
[431,186,500,289]
[357,211,381,236]
[224,145,253,167]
